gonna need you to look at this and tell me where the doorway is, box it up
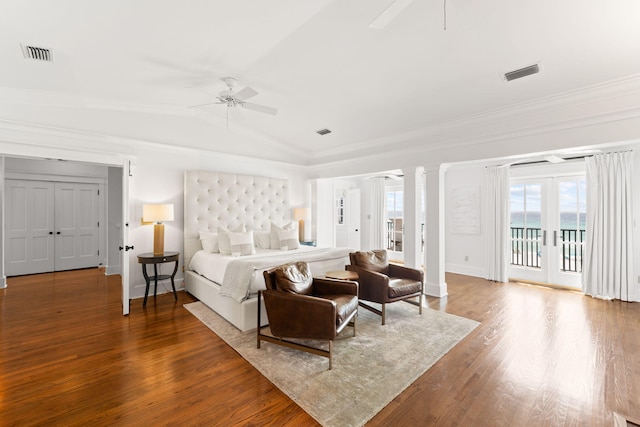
[509,175,586,288]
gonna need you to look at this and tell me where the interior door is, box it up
[120,161,133,315]
[347,188,361,250]
[4,180,55,276]
[509,175,586,288]
[54,182,100,271]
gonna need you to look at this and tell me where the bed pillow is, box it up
[254,231,271,249]
[198,231,219,253]
[218,224,246,255]
[270,221,296,249]
[276,228,299,250]
[229,230,256,257]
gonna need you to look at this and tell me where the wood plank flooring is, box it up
[1,268,638,426]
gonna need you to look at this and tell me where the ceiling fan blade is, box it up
[243,102,278,115]
[187,101,223,108]
[369,0,414,29]
[235,86,258,101]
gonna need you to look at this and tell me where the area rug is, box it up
[184,301,479,427]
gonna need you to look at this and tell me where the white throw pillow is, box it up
[270,221,296,249]
[229,230,256,256]
[218,224,246,255]
[254,231,271,249]
[276,228,299,250]
[198,231,219,253]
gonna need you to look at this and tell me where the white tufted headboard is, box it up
[183,170,290,267]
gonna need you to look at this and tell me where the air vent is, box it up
[316,128,332,136]
[21,44,53,62]
[504,63,539,81]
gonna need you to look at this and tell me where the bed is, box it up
[184,170,351,332]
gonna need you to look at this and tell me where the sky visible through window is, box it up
[510,180,586,229]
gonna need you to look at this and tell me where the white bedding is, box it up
[189,246,352,302]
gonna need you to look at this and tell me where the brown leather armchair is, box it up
[346,249,423,325]
[257,261,358,369]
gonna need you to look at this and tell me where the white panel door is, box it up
[54,182,100,271]
[4,180,55,276]
[347,188,361,250]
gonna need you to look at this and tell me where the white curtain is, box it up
[368,177,386,250]
[582,151,636,301]
[486,166,510,282]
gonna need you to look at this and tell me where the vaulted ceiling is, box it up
[1,0,640,166]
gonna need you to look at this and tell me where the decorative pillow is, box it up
[276,228,299,250]
[354,250,389,273]
[217,224,246,255]
[270,221,296,249]
[274,261,313,295]
[198,231,219,253]
[254,231,271,249]
[229,230,256,257]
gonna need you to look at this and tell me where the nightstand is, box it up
[137,252,179,307]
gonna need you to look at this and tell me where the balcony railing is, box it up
[386,220,424,252]
[510,227,585,272]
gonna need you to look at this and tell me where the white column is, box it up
[423,164,448,297]
[403,167,423,269]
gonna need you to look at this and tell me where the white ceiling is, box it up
[1,0,640,166]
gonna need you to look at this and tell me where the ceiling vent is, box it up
[316,128,332,136]
[504,63,539,82]
[21,44,53,62]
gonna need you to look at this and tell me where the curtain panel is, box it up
[485,166,510,282]
[582,151,636,301]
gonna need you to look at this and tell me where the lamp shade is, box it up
[143,204,174,223]
[294,207,310,221]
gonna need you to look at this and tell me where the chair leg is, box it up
[328,340,333,370]
[381,303,386,325]
[418,293,423,315]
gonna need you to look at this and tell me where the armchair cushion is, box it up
[274,261,313,295]
[352,249,389,274]
[388,278,423,299]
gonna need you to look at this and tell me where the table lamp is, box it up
[143,203,174,255]
[294,207,310,242]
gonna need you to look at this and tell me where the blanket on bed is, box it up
[220,247,352,302]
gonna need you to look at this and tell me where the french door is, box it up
[509,175,586,288]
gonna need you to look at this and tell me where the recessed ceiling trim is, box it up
[21,44,53,62]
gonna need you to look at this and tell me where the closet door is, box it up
[5,180,55,276]
[54,182,100,271]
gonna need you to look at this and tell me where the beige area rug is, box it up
[184,301,479,427]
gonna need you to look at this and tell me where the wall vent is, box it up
[21,44,53,62]
[316,128,332,136]
[504,63,539,81]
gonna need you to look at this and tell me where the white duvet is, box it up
[189,246,352,302]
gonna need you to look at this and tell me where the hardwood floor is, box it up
[1,269,638,426]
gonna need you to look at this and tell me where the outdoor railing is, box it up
[386,221,424,252]
[510,227,585,272]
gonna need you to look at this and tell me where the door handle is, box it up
[553,230,558,247]
[56,231,61,235]
[542,230,547,246]
[49,231,53,235]
[119,245,135,251]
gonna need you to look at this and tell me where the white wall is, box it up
[444,166,488,278]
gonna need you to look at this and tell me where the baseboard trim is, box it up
[424,281,448,298]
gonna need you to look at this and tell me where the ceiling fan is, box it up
[189,77,278,115]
